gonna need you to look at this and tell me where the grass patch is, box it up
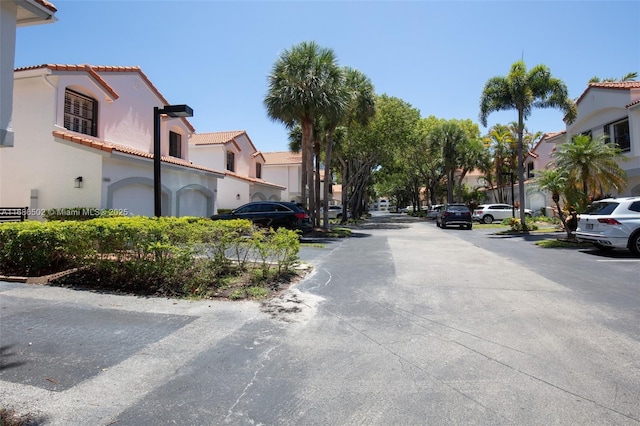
[474,223,509,229]
[535,239,593,249]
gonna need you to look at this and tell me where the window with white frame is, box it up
[169,131,181,158]
[226,151,235,172]
[604,119,630,152]
[64,89,97,136]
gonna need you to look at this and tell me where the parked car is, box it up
[399,205,418,214]
[575,196,640,256]
[472,204,533,224]
[323,205,346,219]
[211,201,312,232]
[436,204,473,229]
[426,204,444,219]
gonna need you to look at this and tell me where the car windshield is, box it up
[448,205,469,212]
[584,202,619,215]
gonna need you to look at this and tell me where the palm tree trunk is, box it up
[323,130,335,230]
[301,119,312,207]
[517,112,527,228]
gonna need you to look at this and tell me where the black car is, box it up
[436,204,473,229]
[211,201,312,232]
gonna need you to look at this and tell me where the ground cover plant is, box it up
[0,217,302,300]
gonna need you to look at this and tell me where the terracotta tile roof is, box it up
[15,64,195,132]
[190,131,246,146]
[574,81,640,106]
[262,151,302,165]
[33,0,57,12]
[52,130,224,176]
[541,130,566,140]
[224,171,286,190]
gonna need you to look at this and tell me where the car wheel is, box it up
[629,232,640,256]
[482,215,494,224]
[467,224,473,230]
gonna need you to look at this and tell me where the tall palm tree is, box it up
[479,60,577,227]
[483,124,516,203]
[264,41,345,214]
[553,134,627,211]
[429,120,467,203]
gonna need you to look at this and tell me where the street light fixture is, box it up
[500,171,516,218]
[153,104,193,217]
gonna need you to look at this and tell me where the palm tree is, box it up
[479,60,577,228]
[589,71,638,83]
[553,134,627,211]
[264,41,345,215]
[483,124,516,203]
[429,120,467,203]
[534,168,572,238]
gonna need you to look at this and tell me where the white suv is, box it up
[472,204,532,224]
[576,196,640,256]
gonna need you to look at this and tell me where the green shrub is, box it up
[0,217,302,299]
[503,217,539,232]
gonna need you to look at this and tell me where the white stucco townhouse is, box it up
[0,64,225,217]
[260,151,302,204]
[1,0,57,148]
[564,81,640,197]
[189,131,284,210]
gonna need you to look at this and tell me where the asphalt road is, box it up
[1,213,639,425]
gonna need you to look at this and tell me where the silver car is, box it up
[576,196,640,256]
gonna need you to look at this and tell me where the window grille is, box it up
[64,89,97,136]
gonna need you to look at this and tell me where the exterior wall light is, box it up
[74,176,83,188]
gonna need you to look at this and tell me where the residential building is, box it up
[1,0,57,147]
[565,81,640,196]
[261,151,302,203]
[0,64,224,217]
[189,132,284,210]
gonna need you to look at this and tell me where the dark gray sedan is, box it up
[436,204,473,229]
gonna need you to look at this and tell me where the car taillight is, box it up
[476,210,483,214]
[295,213,308,219]
[597,218,621,225]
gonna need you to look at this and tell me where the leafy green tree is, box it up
[553,134,627,211]
[338,95,420,218]
[479,60,577,227]
[323,68,375,226]
[264,41,346,217]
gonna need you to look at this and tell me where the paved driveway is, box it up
[1,214,639,425]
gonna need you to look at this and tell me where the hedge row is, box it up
[0,217,300,297]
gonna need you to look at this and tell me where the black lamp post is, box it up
[153,104,193,217]
[501,171,516,218]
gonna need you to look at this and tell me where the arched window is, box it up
[64,89,97,136]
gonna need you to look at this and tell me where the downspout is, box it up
[41,73,58,127]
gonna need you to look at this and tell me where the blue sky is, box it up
[15,0,640,152]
